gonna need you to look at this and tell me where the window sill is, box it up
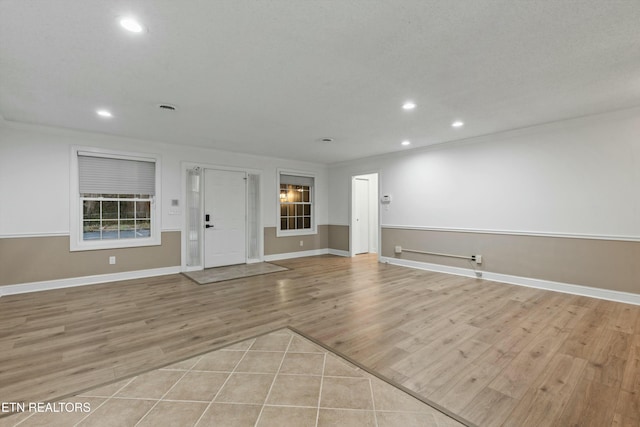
[276,228,317,238]
[69,236,162,252]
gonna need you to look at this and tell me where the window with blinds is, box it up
[277,171,316,236]
[71,148,161,250]
[78,154,155,242]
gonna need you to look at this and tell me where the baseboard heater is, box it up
[395,246,481,264]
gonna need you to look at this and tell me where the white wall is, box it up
[329,107,640,239]
[4,105,640,242]
[0,122,328,237]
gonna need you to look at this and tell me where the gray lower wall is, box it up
[264,225,329,255]
[1,225,348,287]
[0,231,182,287]
[328,225,350,252]
[382,227,640,295]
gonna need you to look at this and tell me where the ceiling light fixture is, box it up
[119,17,144,33]
[402,101,416,110]
[451,120,464,128]
[96,109,113,118]
[401,140,411,146]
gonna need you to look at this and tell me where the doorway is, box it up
[351,173,379,255]
[203,169,247,268]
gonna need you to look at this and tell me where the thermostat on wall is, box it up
[168,198,180,215]
[381,195,392,204]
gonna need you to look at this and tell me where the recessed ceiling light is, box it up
[402,101,416,110]
[96,109,113,118]
[119,17,144,33]
[401,140,411,146]
[451,120,464,128]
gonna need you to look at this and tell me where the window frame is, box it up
[70,146,162,251]
[276,169,316,237]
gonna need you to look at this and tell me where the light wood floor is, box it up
[1,254,638,426]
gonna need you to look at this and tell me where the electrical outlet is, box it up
[471,254,482,264]
[299,240,304,247]
[394,245,402,254]
[109,256,116,265]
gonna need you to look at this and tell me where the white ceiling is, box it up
[1,1,640,164]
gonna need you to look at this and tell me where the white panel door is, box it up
[354,178,369,254]
[204,169,246,268]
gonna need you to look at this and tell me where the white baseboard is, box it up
[264,249,329,262]
[328,249,350,257]
[0,266,181,297]
[380,256,640,306]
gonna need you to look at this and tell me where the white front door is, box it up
[204,169,246,268]
[354,177,370,254]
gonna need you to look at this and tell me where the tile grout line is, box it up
[9,409,35,426]
[12,329,461,426]
[132,355,204,427]
[6,374,139,426]
[193,338,256,427]
[242,349,325,354]
[72,376,137,426]
[289,326,474,426]
[314,350,328,427]
[253,333,294,426]
[368,377,379,427]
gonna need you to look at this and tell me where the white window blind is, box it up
[78,154,156,195]
[280,174,313,186]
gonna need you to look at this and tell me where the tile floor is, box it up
[182,263,288,285]
[0,329,464,426]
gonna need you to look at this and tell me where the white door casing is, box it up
[354,177,370,254]
[204,169,246,268]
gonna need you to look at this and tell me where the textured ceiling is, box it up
[1,1,640,164]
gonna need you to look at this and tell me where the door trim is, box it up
[353,177,370,255]
[180,162,263,271]
[350,171,380,258]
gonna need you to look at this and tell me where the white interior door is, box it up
[354,178,370,254]
[204,169,246,268]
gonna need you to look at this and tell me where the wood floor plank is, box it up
[611,412,639,427]
[614,389,640,423]
[487,327,570,399]
[503,353,586,426]
[620,334,640,393]
[0,254,638,426]
[458,387,515,427]
[558,307,609,359]
[429,358,503,414]
[584,330,631,387]
[556,378,619,427]
[610,305,640,335]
